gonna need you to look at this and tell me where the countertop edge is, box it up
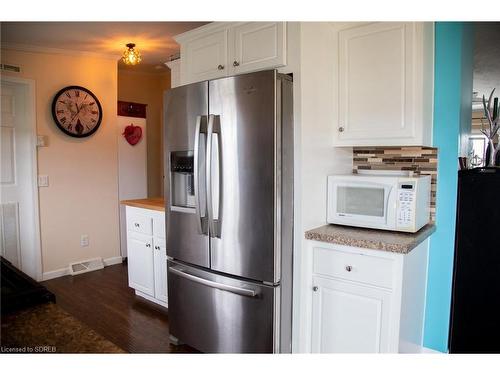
[120,198,165,212]
[304,224,436,254]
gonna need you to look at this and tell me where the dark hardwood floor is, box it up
[42,262,197,353]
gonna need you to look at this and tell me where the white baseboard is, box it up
[103,256,123,266]
[42,256,123,281]
[42,267,69,281]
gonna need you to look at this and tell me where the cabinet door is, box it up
[153,237,168,303]
[183,29,228,83]
[311,276,392,353]
[334,22,416,145]
[230,22,286,74]
[152,211,165,239]
[127,232,155,296]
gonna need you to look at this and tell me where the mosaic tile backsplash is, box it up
[352,146,438,222]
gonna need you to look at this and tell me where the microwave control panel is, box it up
[397,182,416,227]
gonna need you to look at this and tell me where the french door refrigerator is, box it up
[163,70,294,353]
[449,167,500,353]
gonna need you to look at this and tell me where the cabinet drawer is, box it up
[126,208,153,236]
[313,247,394,289]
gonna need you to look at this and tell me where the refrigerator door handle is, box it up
[194,115,208,235]
[169,266,258,297]
[206,114,222,238]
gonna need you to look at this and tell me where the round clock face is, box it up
[51,86,103,138]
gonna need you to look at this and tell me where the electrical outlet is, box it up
[38,175,49,187]
[80,234,89,247]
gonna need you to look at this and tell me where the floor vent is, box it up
[69,257,104,276]
[1,63,21,73]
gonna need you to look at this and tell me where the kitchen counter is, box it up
[120,198,165,212]
[305,223,436,254]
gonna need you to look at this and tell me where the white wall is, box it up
[281,23,353,352]
[1,48,121,278]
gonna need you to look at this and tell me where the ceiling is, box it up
[0,22,209,73]
[473,22,500,101]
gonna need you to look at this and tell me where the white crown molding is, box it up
[164,59,180,69]
[1,42,120,61]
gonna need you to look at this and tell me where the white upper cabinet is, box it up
[165,59,181,88]
[176,22,287,85]
[332,22,434,147]
[231,22,286,74]
[183,29,228,83]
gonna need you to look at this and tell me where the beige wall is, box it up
[1,49,120,275]
[118,69,170,197]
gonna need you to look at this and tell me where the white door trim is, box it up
[1,75,42,281]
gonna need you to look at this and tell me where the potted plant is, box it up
[481,88,500,166]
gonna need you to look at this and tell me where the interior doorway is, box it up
[0,76,42,280]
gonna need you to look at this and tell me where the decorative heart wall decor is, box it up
[123,124,142,145]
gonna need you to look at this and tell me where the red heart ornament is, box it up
[123,124,142,146]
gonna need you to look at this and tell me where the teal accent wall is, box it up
[423,22,474,352]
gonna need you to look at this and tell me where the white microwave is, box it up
[327,172,431,233]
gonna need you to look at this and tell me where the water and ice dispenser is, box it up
[170,151,195,210]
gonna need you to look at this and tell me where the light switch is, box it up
[80,234,89,247]
[38,175,49,187]
[37,135,48,147]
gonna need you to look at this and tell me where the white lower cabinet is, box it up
[125,206,167,307]
[127,232,155,296]
[311,276,392,353]
[153,237,167,303]
[302,239,430,353]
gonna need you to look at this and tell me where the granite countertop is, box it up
[120,198,165,212]
[305,223,436,254]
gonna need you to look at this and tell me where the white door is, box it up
[311,276,392,353]
[127,232,155,296]
[230,22,286,74]
[184,29,228,83]
[0,79,40,279]
[153,237,167,303]
[335,22,415,144]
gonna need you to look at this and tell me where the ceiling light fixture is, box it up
[122,43,142,65]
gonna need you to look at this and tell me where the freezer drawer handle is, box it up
[169,267,258,298]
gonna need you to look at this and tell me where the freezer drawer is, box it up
[167,260,278,353]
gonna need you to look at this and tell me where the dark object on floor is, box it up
[449,167,500,353]
[1,256,55,315]
[1,302,125,353]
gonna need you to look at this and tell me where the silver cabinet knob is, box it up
[313,286,318,291]
[155,246,160,250]
[233,61,240,67]
[217,64,225,70]
[338,126,345,132]
[146,243,151,248]
[134,223,140,227]
[345,265,353,272]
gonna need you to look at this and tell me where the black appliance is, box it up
[449,167,500,353]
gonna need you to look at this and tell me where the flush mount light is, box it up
[122,43,142,65]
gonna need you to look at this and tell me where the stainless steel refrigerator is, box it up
[163,70,294,353]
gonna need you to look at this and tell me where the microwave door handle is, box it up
[194,115,208,235]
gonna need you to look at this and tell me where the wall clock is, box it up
[51,86,103,138]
